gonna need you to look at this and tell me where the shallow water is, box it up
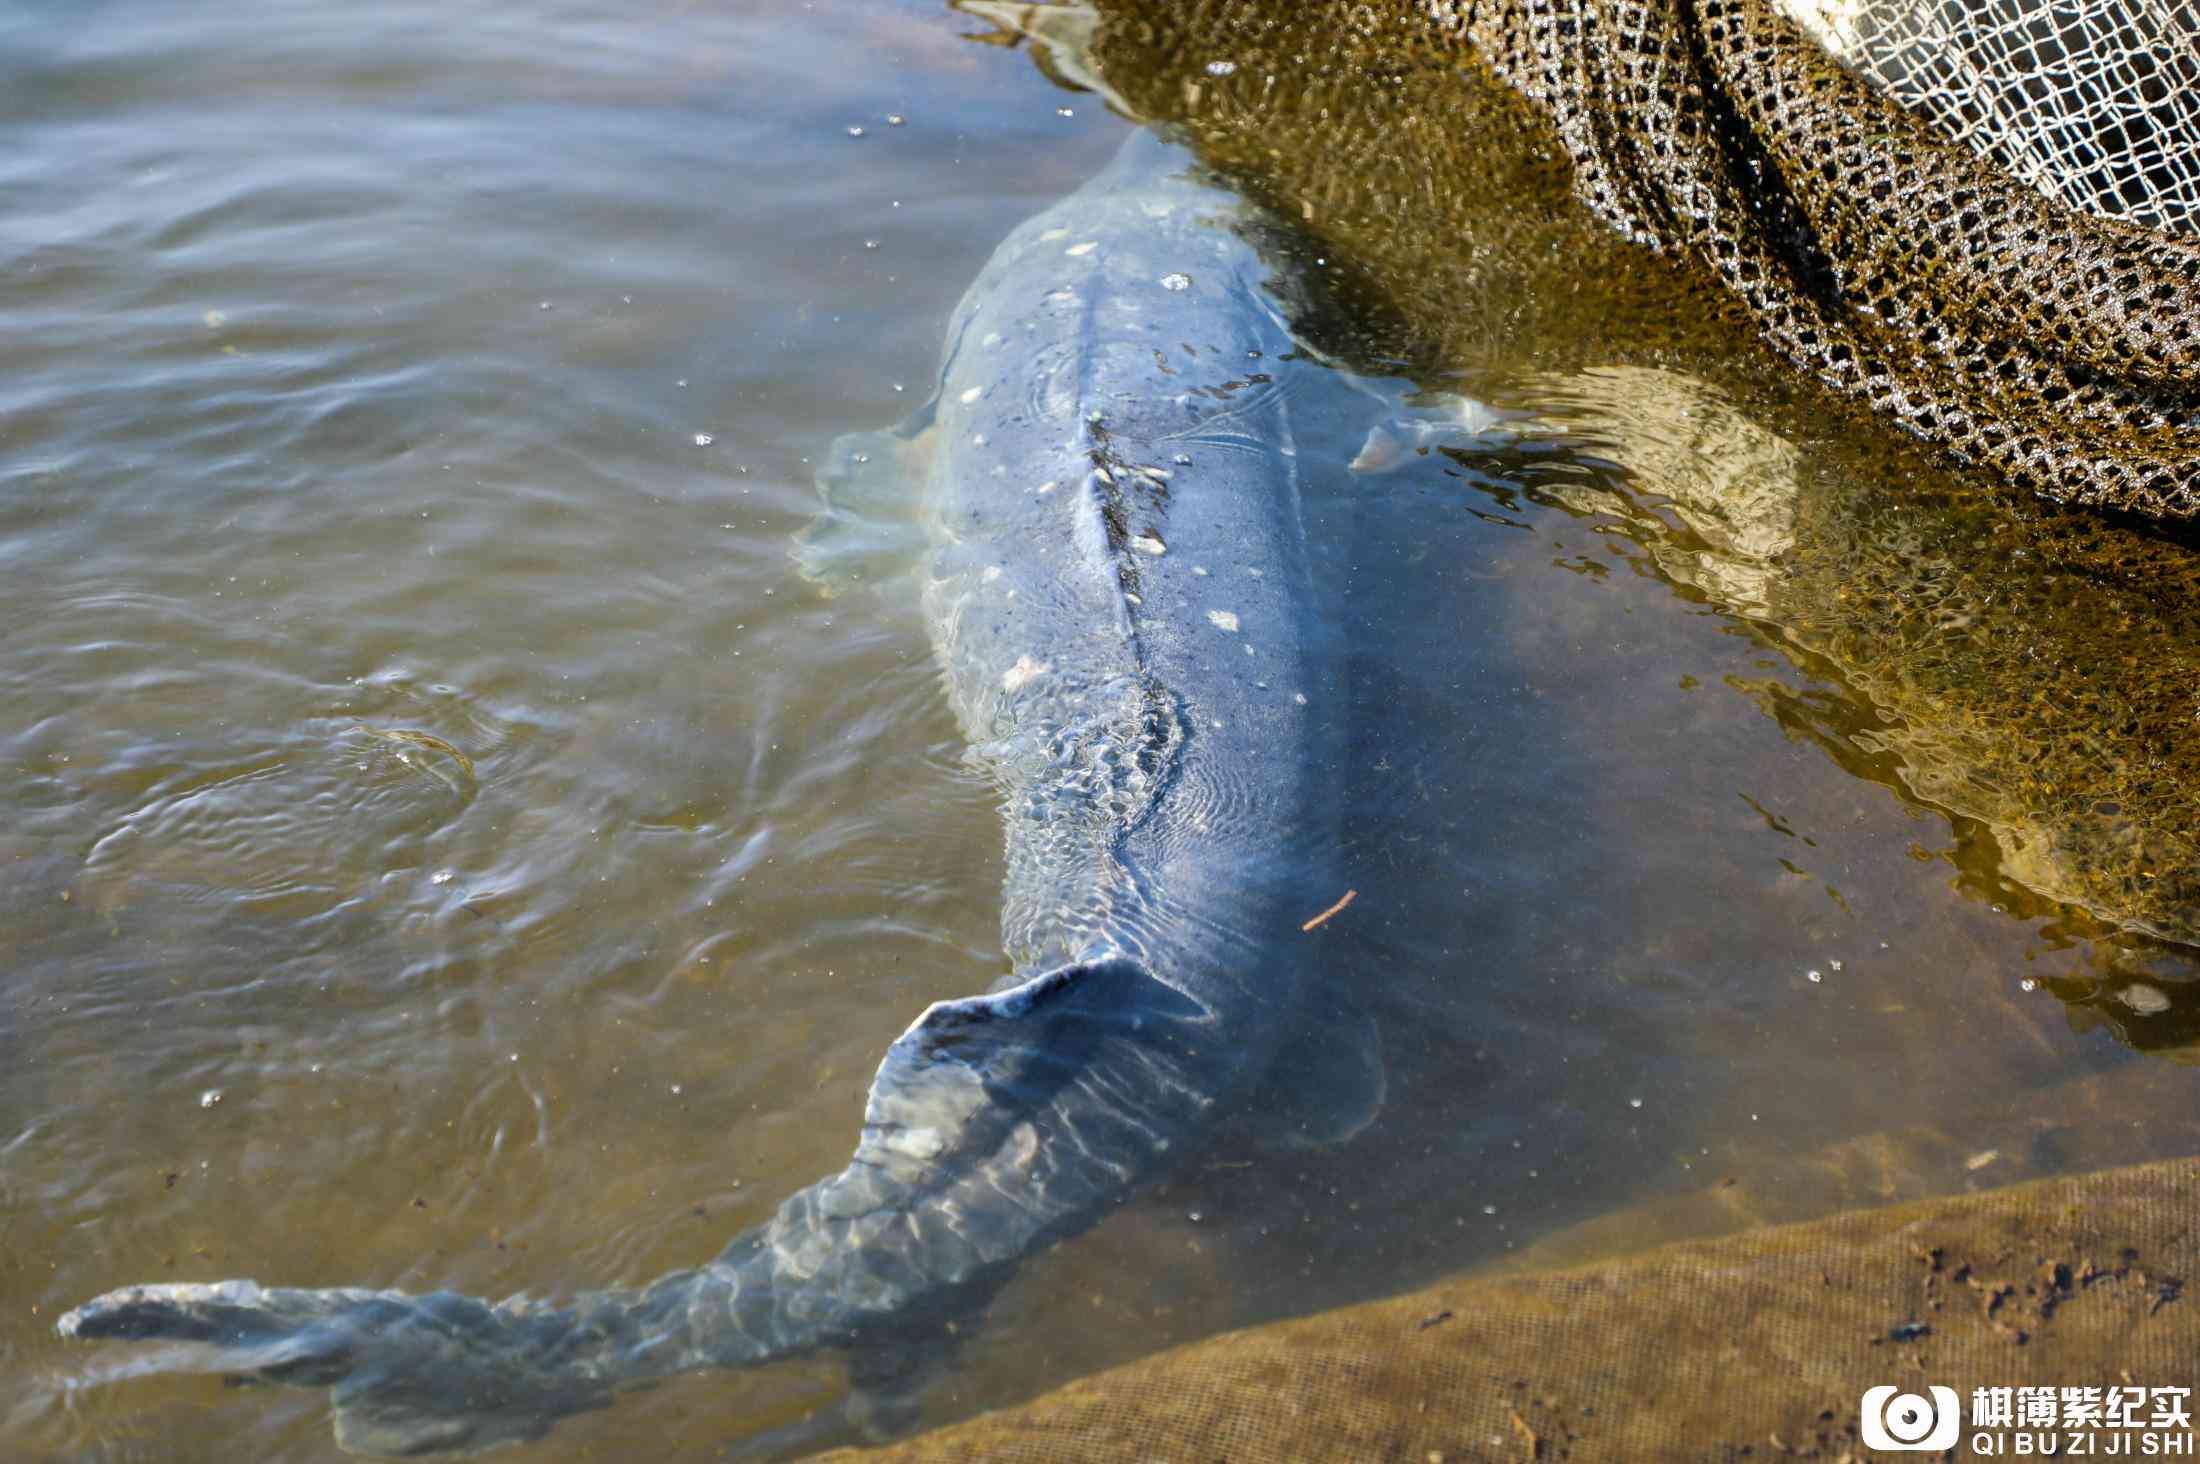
[5,2,2197,1459]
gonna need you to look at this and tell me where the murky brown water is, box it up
[6,2,2198,1460]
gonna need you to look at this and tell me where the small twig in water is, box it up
[1510,1409,1541,1459]
[1301,888,1357,932]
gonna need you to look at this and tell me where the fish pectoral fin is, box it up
[1348,422,1409,475]
[1349,388,1516,475]
[792,422,937,598]
[1239,1007,1386,1151]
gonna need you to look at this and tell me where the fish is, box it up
[57,128,1352,1456]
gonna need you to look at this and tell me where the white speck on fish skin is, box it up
[1036,480,1059,495]
[879,1125,945,1160]
[1244,567,1264,578]
[1002,655,1049,692]
[982,566,1003,583]
[981,331,1003,348]
[1047,290,1078,304]
[960,386,984,403]
[1160,273,1191,291]
[1192,565,1210,576]
[972,433,988,446]
[1130,535,1166,555]
[1207,610,1240,632]
[1066,241,1097,257]
[1039,228,1070,242]
[2125,983,2172,1014]
[1211,720,1224,729]
[1293,692,1308,705]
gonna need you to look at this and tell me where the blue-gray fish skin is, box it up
[925,127,1337,999]
[57,129,1343,1457]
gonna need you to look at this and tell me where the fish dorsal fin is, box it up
[1349,391,1515,475]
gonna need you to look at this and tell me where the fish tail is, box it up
[58,956,1237,1455]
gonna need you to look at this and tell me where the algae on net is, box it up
[1049,0,2200,1013]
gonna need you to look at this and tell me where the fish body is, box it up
[59,129,1343,1456]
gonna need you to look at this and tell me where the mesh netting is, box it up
[845,1154,2200,1462]
[1400,0,2200,517]
[1779,0,2200,236]
[996,0,2200,516]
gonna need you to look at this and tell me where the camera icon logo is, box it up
[1860,1385,1961,1450]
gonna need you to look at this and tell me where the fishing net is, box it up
[841,1155,2200,1461]
[1780,0,2200,236]
[1052,0,2200,518]
[1417,0,2200,517]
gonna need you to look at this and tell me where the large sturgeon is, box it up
[58,129,1347,1455]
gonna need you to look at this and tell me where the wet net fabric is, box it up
[842,1157,2200,1462]
[1778,0,2200,236]
[1399,0,2200,517]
